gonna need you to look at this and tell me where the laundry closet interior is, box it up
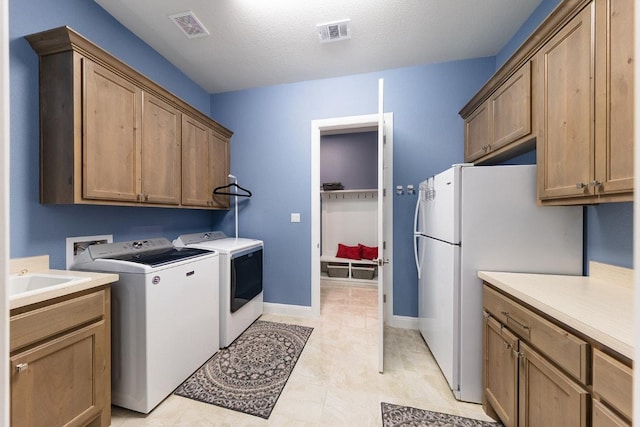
[320,130,379,285]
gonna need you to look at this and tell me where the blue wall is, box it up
[211,58,496,315]
[9,0,223,269]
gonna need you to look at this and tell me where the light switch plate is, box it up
[291,213,301,223]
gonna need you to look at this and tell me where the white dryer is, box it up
[174,231,263,347]
[72,238,219,413]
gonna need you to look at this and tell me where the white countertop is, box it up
[478,270,633,360]
[8,255,118,310]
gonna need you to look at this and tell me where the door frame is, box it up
[310,113,393,320]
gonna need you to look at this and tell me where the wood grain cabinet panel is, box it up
[592,400,631,427]
[83,59,142,202]
[181,116,230,209]
[490,62,532,152]
[594,0,634,196]
[10,288,111,427]
[27,26,232,210]
[141,93,182,205]
[536,4,595,201]
[462,62,533,164]
[484,315,518,427]
[518,342,589,427]
[592,348,633,421]
[464,101,491,162]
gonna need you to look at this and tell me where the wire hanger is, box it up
[212,182,252,197]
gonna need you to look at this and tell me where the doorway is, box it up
[310,112,394,369]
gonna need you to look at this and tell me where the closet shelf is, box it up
[320,189,378,200]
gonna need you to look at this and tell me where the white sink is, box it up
[8,273,91,298]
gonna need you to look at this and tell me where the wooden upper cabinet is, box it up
[181,116,230,209]
[461,0,633,204]
[26,26,232,210]
[464,101,491,162]
[490,62,531,152]
[210,130,230,209]
[537,4,595,201]
[462,61,534,164]
[594,0,634,196]
[83,59,142,202]
[141,93,182,205]
[538,0,634,204]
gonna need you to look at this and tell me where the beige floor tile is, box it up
[111,282,496,426]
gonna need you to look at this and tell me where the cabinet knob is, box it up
[575,182,586,189]
[16,363,28,373]
[589,180,602,188]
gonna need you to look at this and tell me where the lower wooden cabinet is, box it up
[592,400,631,427]
[482,283,632,427]
[484,315,518,427]
[518,342,589,427]
[10,288,111,427]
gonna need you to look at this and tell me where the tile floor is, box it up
[110,281,496,426]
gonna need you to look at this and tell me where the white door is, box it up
[377,78,385,373]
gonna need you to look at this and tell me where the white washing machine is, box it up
[72,238,219,414]
[174,231,263,347]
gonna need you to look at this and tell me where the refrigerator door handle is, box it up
[413,187,423,278]
[414,233,421,279]
[413,187,421,234]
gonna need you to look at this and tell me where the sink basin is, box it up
[8,273,91,298]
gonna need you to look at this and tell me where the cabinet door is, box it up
[182,115,214,207]
[83,59,142,202]
[141,93,181,205]
[518,342,588,427]
[210,130,230,209]
[464,101,491,162]
[484,315,518,427]
[537,4,595,200]
[11,321,107,427]
[592,399,631,427]
[594,0,634,195]
[491,61,531,151]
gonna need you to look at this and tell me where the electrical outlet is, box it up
[291,213,301,223]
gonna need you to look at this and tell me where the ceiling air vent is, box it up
[317,19,351,43]
[169,11,210,39]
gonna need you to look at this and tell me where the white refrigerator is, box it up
[413,164,583,404]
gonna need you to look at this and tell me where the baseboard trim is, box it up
[388,315,419,330]
[263,302,315,318]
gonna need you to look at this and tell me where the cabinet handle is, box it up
[501,311,530,331]
[144,194,149,202]
[589,180,602,190]
[575,182,586,189]
[16,363,28,373]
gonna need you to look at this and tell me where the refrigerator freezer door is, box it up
[418,236,461,394]
[419,166,461,244]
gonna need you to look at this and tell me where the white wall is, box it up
[1,0,10,422]
[321,191,378,256]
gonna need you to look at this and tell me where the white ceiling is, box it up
[95,0,543,94]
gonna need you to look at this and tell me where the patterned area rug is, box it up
[175,320,313,419]
[381,403,503,427]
